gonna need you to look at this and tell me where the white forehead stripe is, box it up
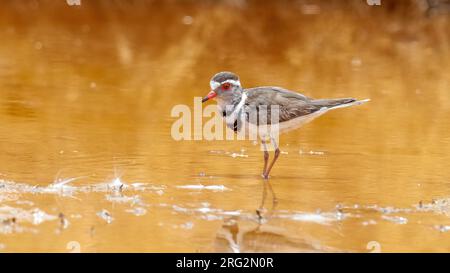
[210,81,220,90]
[210,79,241,89]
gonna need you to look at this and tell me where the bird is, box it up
[202,71,369,179]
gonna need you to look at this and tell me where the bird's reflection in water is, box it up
[256,180,278,221]
[214,181,333,252]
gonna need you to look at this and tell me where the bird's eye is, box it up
[222,82,231,91]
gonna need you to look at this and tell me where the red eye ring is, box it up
[222,82,231,91]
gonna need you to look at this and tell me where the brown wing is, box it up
[244,87,355,124]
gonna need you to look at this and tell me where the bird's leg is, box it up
[261,140,269,178]
[264,148,280,179]
[263,138,280,179]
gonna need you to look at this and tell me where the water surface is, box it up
[0,1,449,252]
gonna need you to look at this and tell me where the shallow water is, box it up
[0,1,450,252]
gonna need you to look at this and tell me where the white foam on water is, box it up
[176,184,230,191]
[381,215,408,225]
[0,205,57,234]
[125,207,147,216]
[277,211,348,225]
[180,221,194,229]
[435,225,450,232]
[97,209,114,224]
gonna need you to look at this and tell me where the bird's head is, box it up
[202,71,242,103]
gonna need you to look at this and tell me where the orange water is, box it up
[0,1,449,252]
